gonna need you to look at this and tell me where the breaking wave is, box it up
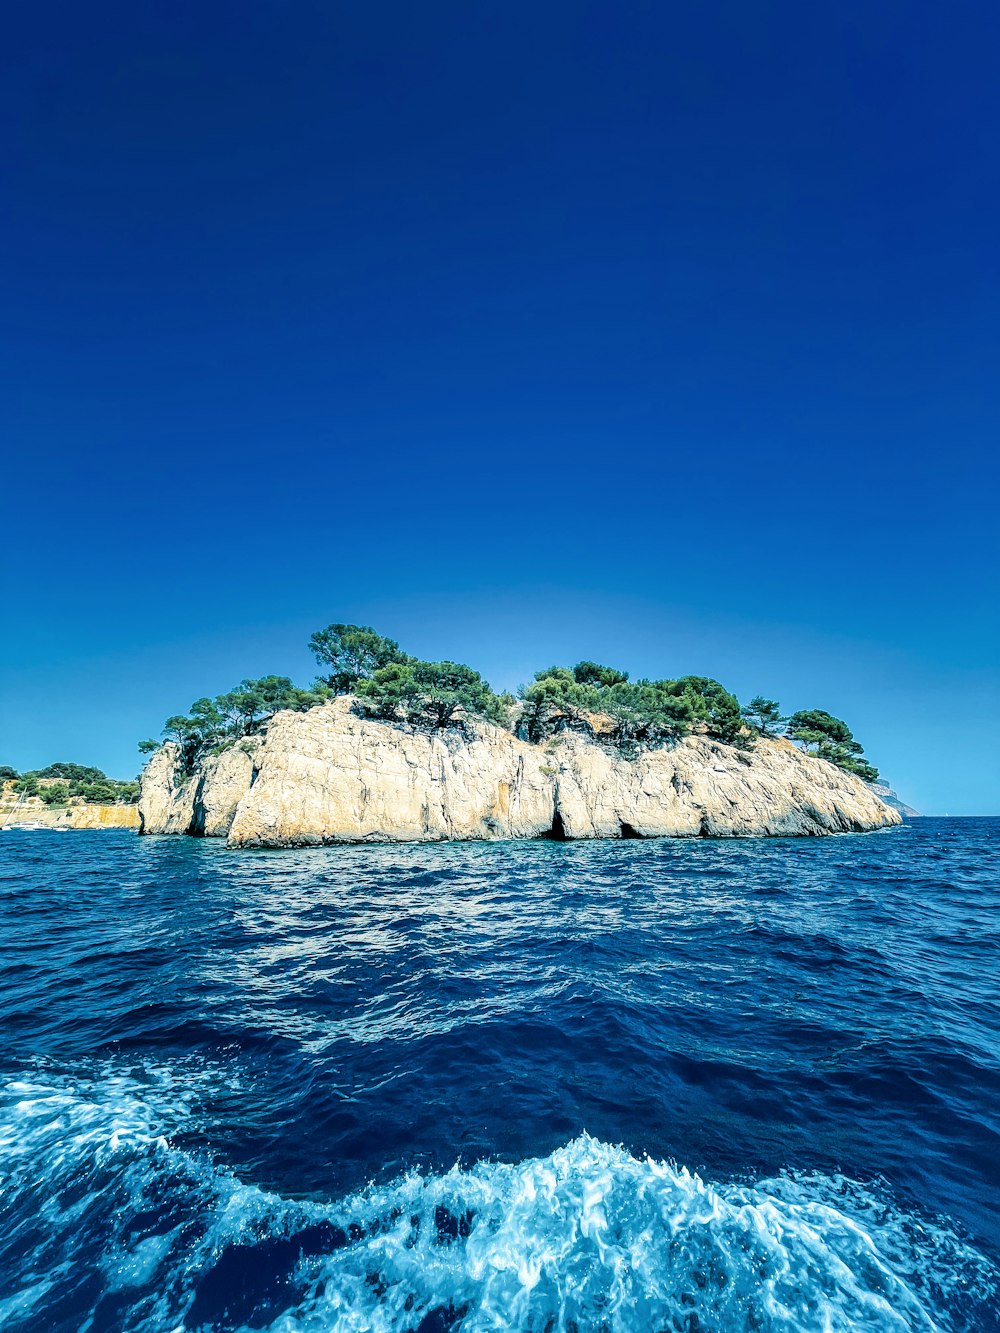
[1,1069,996,1332]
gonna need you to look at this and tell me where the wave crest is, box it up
[1,1070,996,1332]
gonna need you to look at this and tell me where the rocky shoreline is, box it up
[138,697,900,848]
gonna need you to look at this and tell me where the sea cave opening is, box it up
[543,810,568,841]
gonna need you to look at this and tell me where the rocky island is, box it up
[137,623,900,848]
[139,696,899,846]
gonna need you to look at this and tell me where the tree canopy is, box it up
[741,696,787,737]
[666,677,747,747]
[309,624,406,693]
[573,661,629,688]
[518,665,703,750]
[357,659,504,728]
[518,667,602,741]
[601,680,700,751]
[33,762,106,781]
[157,676,327,771]
[787,709,879,782]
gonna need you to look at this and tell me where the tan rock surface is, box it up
[138,739,261,837]
[227,700,554,847]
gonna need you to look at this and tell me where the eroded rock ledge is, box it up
[138,698,900,847]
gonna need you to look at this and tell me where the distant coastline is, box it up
[0,767,139,831]
[867,783,921,818]
[0,801,139,832]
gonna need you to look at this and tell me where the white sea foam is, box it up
[0,1070,995,1332]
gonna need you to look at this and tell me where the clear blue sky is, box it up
[2,3,997,814]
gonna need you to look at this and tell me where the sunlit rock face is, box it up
[138,738,261,838]
[138,697,900,847]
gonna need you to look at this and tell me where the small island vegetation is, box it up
[144,677,328,771]
[785,710,880,783]
[143,622,882,784]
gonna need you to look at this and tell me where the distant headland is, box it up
[0,764,139,831]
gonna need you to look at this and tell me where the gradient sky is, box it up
[2,2,998,814]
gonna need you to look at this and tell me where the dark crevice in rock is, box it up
[542,810,568,841]
[187,775,208,837]
[619,821,642,839]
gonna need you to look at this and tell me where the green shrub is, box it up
[39,785,70,806]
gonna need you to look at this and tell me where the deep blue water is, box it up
[1,819,998,1331]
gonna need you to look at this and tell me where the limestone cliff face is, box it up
[138,739,261,837]
[138,699,900,847]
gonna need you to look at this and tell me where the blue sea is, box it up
[1,818,998,1331]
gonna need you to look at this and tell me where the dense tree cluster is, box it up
[2,763,138,805]
[309,624,406,693]
[140,621,882,783]
[143,676,327,772]
[786,709,879,783]
[517,664,746,750]
[356,659,506,728]
[308,624,507,728]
